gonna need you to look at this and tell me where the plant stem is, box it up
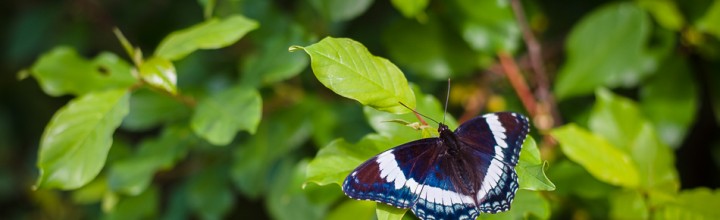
[509,0,562,129]
[497,51,537,117]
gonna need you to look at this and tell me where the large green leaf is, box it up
[137,56,177,95]
[516,137,555,191]
[640,57,698,148]
[383,18,478,80]
[478,190,550,220]
[551,124,640,188]
[451,0,520,53]
[155,15,259,61]
[554,3,655,99]
[590,88,679,192]
[191,86,262,146]
[656,188,720,219]
[390,0,429,18]
[29,47,136,96]
[290,37,416,114]
[35,89,129,190]
[308,0,374,22]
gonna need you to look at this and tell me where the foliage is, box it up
[3,0,720,219]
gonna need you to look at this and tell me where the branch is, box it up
[497,51,537,117]
[509,0,562,130]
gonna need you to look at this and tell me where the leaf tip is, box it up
[288,45,305,52]
[16,69,30,80]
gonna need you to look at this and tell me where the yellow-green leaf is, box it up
[551,124,640,188]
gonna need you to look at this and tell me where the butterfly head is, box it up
[437,123,453,137]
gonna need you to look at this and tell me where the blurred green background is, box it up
[1,0,720,219]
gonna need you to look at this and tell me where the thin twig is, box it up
[510,0,547,84]
[509,0,562,129]
[497,51,537,117]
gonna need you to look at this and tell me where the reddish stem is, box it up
[497,51,537,117]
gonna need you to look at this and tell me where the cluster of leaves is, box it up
[7,0,720,219]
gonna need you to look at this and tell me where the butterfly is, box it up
[342,112,529,220]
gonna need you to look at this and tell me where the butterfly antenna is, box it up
[443,78,451,124]
[399,102,440,125]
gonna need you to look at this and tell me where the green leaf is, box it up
[519,136,541,165]
[240,15,311,88]
[72,176,108,204]
[640,56,698,148]
[231,104,313,198]
[187,166,235,220]
[551,124,640,188]
[109,126,192,195]
[108,158,155,196]
[155,15,259,61]
[478,190,550,220]
[451,0,520,53]
[376,203,407,220]
[589,88,646,151]
[609,190,648,219]
[390,0,429,18]
[363,85,457,146]
[266,160,328,220]
[138,56,177,95]
[122,88,190,131]
[516,137,555,191]
[161,184,190,220]
[546,160,615,199]
[382,18,478,80]
[590,88,679,192]
[191,86,262,146]
[35,89,129,190]
[104,186,158,220]
[637,0,685,31]
[326,199,376,220]
[290,37,416,114]
[695,0,720,39]
[656,188,720,219]
[308,0,374,22]
[554,3,655,99]
[305,135,390,186]
[29,47,137,96]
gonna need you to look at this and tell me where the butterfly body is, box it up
[343,112,529,220]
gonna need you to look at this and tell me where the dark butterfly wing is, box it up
[454,112,529,213]
[455,112,529,166]
[342,138,481,220]
[410,152,483,220]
